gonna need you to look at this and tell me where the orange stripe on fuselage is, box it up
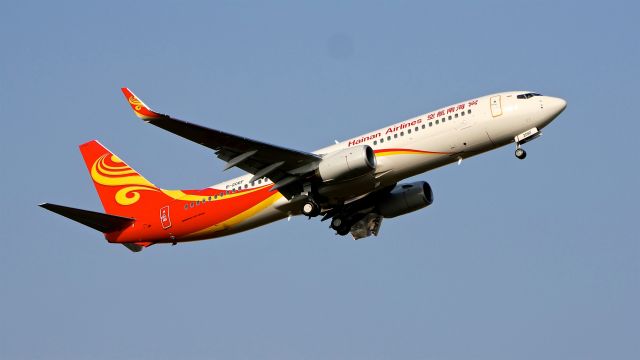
[374,148,451,157]
[184,191,283,240]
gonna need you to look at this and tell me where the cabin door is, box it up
[490,95,502,117]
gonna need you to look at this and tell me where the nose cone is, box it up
[548,97,567,115]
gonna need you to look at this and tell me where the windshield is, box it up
[517,92,542,99]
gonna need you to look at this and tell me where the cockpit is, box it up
[517,92,543,99]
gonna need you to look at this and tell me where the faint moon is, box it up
[327,33,354,60]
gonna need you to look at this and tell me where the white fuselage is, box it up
[211,91,567,235]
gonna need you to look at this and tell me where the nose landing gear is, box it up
[515,146,527,160]
[513,127,541,160]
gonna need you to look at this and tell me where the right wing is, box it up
[121,88,322,197]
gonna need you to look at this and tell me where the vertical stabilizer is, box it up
[78,140,174,217]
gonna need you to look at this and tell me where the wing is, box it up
[121,88,321,197]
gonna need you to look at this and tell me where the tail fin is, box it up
[79,140,175,217]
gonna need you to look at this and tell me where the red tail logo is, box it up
[79,140,174,216]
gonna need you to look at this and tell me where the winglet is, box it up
[121,87,163,120]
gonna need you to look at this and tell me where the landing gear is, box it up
[330,216,351,236]
[301,199,321,217]
[513,127,541,160]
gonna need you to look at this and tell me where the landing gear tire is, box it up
[515,148,527,160]
[331,217,351,236]
[301,199,321,217]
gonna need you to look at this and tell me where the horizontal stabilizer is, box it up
[39,203,134,233]
[122,243,143,252]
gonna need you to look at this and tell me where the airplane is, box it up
[40,88,566,252]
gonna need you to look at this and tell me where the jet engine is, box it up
[377,181,433,218]
[317,145,376,182]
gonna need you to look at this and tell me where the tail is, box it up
[79,140,176,217]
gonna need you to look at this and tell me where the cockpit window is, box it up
[517,92,543,99]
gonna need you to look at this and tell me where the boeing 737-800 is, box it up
[40,89,566,251]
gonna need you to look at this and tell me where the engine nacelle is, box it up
[317,145,377,182]
[377,181,433,218]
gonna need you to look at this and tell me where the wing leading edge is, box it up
[121,88,321,198]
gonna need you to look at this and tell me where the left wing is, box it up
[121,88,322,197]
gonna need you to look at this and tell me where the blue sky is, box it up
[1,1,638,359]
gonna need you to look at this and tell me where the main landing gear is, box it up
[330,216,351,236]
[301,198,321,217]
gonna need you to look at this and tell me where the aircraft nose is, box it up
[548,96,567,115]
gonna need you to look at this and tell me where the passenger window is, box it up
[373,140,377,145]
[208,196,212,201]
[429,122,433,127]
[448,116,452,120]
[468,109,471,114]
[422,124,426,129]
[455,113,458,118]
[442,118,446,123]
[461,111,465,116]
[387,136,391,141]
[394,133,398,138]
[407,129,411,134]
[184,204,188,210]
[436,120,439,124]
[380,138,384,143]
[415,126,419,132]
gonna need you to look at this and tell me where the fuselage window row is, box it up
[371,109,472,146]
